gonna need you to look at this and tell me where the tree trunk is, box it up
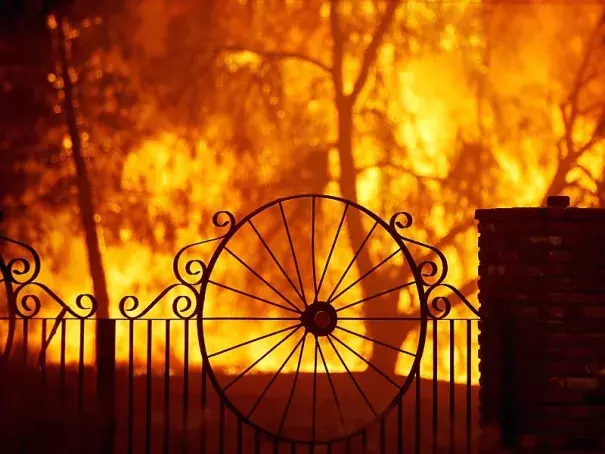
[540,156,574,207]
[55,14,115,450]
[329,0,409,376]
[56,11,111,335]
[336,95,408,375]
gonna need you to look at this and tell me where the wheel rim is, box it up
[198,194,427,444]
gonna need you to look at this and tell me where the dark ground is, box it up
[0,365,479,454]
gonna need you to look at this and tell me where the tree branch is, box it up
[349,0,401,102]
[575,163,597,182]
[577,100,605,117]
[329,0,345,97]
[355,160,447,184]
[561,13,604,141]
[545,13,604,204]
[457,277,479,300]
[577,107,605,154]
[216,45,331,74]
[423,218,476,262]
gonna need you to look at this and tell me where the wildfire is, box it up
[2,131,479,384]
[3,2,605,392]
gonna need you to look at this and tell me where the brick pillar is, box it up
[476,196,605,453]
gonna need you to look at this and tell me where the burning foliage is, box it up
[1,1,604,386]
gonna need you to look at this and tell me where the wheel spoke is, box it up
[278,332,307,435]
[207,325,299,359]
[334,325,415,357]
[279,202,308,307]
[247,331,306,419]
[224,247,301,313]
[326,335,377,417]
[249,219,306,307]
[208,280,299,314]
[317,204,348,297]
[311,196,318,299]
[317,340,347,432]
[329,248,401,305]
[335,281,415,313]
[223,326,302,392]
[312,335,318,442]
[327,221,378,302]
[329,333,400,389]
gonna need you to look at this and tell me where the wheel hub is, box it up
[301,302,337,336]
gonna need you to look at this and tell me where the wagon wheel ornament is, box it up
[198,195,427,444]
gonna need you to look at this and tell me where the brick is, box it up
[478,205,605,452]
[584,306,605,318]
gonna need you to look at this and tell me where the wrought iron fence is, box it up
[0,318,479,453]
[0,194,480,453]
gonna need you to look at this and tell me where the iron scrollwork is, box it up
[389,212,479,319]
[119,209,236,319]
[0,235,41,286]
[0,209,237,329]
[118,284,199,320]
[0,234,98,366]
[0,234,99,319]
[13,283,97,319]
[172,210,235,286]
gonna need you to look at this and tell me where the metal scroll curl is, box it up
[13,284,97,368]
[13,282,97,319]
[389,213,448,287]
[389,212,477,319]
[1,234,97,367]
[0,234,41,286]
[122,209,236,319]
[172,210,236,286]
[1,234,44,364]
[119,283,199,320]
[424,283,479,320]
[0,234,97,320]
